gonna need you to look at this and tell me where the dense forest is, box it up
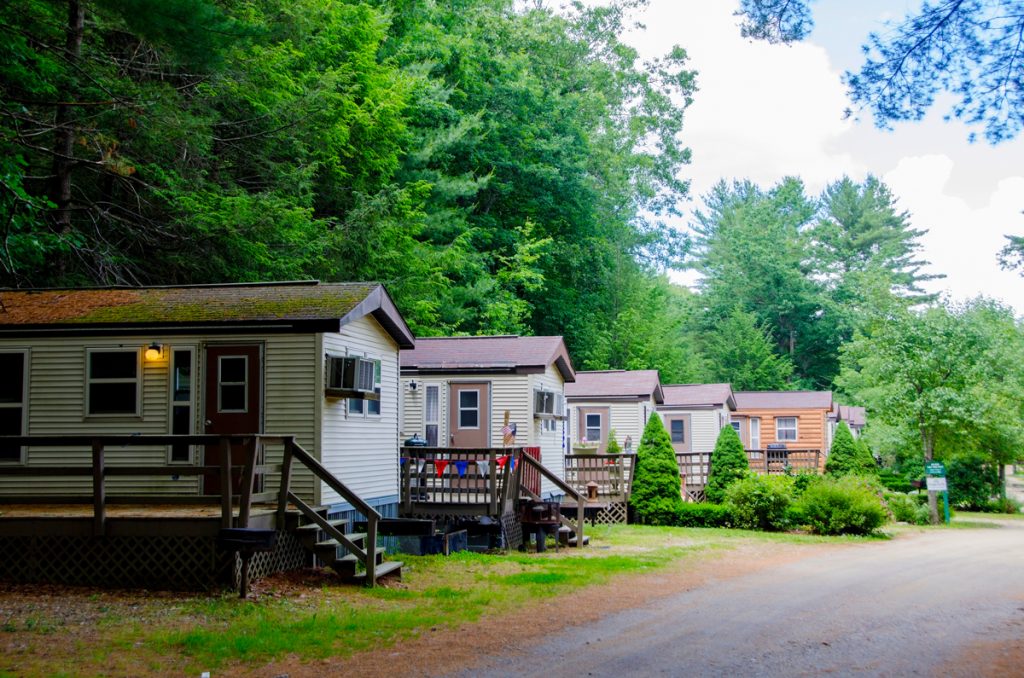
[2,0,1023,480]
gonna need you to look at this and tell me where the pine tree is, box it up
[606,430,622,455]
[705,425,750,503]
[629,415,684,525]
[825,421,865,476]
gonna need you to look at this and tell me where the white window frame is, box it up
[85,348,142,417]
[217,354,249,414]
[346,354,383,418]
[424,384,440,446]
[0,349,28,464]
[458,389,481,430]
[776,416,798,442]
[167,346,196,464]
[584,413,602,442]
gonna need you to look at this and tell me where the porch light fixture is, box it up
[408,380,418,391]
[145,342,163,360]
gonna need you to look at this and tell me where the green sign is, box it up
[925,461,946,476]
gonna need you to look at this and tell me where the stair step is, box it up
[344,560,403,585]
[313,533,367,550]
[293,519,348,534]
[331,547,387,576]
[567,535,590,547]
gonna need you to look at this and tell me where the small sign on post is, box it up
[925,461,950,524]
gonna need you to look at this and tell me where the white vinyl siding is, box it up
[320,315,400,506]
[567,396,654,453]
[0,333,317,499]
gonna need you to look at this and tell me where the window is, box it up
[776,417,798,441]
[750,417,761,450]
[0,351,26,463]
[348,357,382,416]
[670,419,685,444]
[730,421,741,434]
[424,385,439,446]
[218,355,248,413]
[585,413,602,442]
[87,349,140,416]
[458,390,480,428]
[169,348,194,463]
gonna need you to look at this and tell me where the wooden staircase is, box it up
[278,440,402,586]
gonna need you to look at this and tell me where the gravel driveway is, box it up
[457,520,1024,677]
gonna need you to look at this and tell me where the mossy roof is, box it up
[0,281,416,349]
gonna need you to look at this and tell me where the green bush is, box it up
[674,502,733,528]
[705,425,750,503]
[946,455,1001,510]
[877,469,913,493]
[629,415,684,525]
[787,468,818,496]
[794,475,888,535]
[885,492,930,525]
[725,474,794,531]
[826,422,874,476]
[981,497,1023,514]
[605,429,622,455]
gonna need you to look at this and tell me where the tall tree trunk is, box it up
[51,0,85,275]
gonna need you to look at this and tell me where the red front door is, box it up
[203,345,262,494]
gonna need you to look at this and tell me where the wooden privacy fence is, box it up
[399,447,522,515]
[0,435,281,534]
[563,453,635,500]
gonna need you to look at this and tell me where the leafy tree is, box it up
[946,454,1001,510]
[825,421,872,476]
[737,0,1024,144]
[705,425,750,504]
[701,306,795,390]
[605,429,622,455]
[629,414,685,525]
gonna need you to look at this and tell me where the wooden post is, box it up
[489,450,499,516]
[277,436,294,527]
[92,439,105,536]
[365,512,378,586]
[238,437,258,529]
[220,437,233,528]
[401,451,412,513]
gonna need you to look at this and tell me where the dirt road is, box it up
[456,520,1024,677]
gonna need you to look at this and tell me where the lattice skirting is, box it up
[592,501,628,525]
[500,507,523,551]
[0,531,310,591]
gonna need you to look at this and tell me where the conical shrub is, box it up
[705,425,750,504]
[630,415,684,524]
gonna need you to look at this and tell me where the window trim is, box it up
[750,417,761,450]
[458,389,481,430]
[345,353,383,418]
[670,418,686,444]
[424,383,440,446]
[0,349,28,464]
[775,416,798,442]
[217,354,249,414]
[584,412,602,442]
[167,346,196,464]
[85,347,142,418]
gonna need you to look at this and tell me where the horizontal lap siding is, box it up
[488,374,529,449]
[320,317,399,506]
[733,408,829,451]
[263,335,317,503]
[0,334,317,499]
[529,367,567,490]
[689,410,723,454]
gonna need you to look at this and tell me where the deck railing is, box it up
[520,453,585,546]
[746,449,822,474]
[399,447,522,516]
[563,453,636,501]
[0,435,281,534]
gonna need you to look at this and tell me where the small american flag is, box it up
[502,422,516,446]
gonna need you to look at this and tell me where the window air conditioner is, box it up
[327,356,375,393]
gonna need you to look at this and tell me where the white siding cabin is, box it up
[399,335,575,495]
[565,370,663,453]
[656,383,736,501]
[0,281,415,518]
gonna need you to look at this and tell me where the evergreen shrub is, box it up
[605,430,622,455]
[705,426,750,504]
[877,469,913,494]
[946,454,1000,510]
[725,474,794,531]
[795,475,888,535]
[885,492,930,524]
[629,415,684,525]
[675,502,733,528]
[825,422,874,476]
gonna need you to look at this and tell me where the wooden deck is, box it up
[675,449,824,502]
[400,447,522,517]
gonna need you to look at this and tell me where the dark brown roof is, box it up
[661,383,735,409]
[400,335,575,382]
[0,281,415,347]
[734,390,833,410]
[565,370,663,402]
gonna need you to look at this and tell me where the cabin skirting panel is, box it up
[0,531,309,591]
[592,501,628,525]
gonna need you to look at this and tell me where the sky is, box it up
[604,0,1024,314]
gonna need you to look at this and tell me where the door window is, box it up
[0,351,26,462]
[218,356,248,413]
[459,390,480,428]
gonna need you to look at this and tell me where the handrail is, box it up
[0,434,271,533]
[520,453,584,547]
[399,447,522,516]
[278,439,380,584]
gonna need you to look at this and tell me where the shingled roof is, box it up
[733,390,833,410]
[565,370,662,402]
[400,335,575,381]
[660,383,735,409]
[0,281,415,347]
